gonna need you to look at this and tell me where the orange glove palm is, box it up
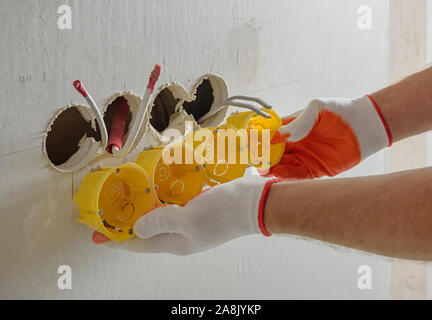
[266,96,392,179]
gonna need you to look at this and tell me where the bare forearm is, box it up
[282,67,432,142]
[371,66,432,142]
[264,167,432,260]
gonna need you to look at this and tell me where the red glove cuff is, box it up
[258,178,283,236]
[366,94,392,147]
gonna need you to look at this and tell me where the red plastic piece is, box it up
[366,94,392,147]
[146,64,161,94]
[258,178,282,236]
[107,97,129,154]
[92,231,110,244]
[73,80,89,98]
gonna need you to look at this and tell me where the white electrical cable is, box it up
[114,65,161,156]
[198,96,272,124]
[73,80,108,148]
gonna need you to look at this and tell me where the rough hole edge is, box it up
[43,104,101,173]
[43,91,145,173]
[145,73,229,146]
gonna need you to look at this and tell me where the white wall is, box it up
[0,0,392,299]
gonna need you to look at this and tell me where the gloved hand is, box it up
[93,176,281,255]
[266,95,392,179]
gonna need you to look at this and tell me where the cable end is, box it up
[73,80,89,98]
[111,145,120,155]
[146,64,161,94]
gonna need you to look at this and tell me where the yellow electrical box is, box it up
[184,124,248,184]
[73,162,159,241]
[202,124,248,183]
[136,144,206,205]
[226,108,285,171]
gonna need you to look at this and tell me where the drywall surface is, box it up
[0,0,391,299]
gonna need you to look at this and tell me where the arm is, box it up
[102,167,432,260]
[371,66,432,142]
[265,166,432,260]
[281,66,432,143]
[269,66,432,180]
[97,68,432,259]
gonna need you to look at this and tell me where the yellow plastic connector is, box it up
[73,162,159,241]
[136,144,206,205]
[226,108,285,171]
[184,124,248,184]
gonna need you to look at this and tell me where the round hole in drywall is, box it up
[195,74,229,127]
[147,75,229,145]
[44,105,101,171]
[182,78,214,121]
[149,87,181,133]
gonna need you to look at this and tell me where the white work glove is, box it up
[101,175,280,255]
[266,95,392,179]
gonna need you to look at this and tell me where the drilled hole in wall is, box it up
[103,96,132,140]
[150,88,180,132]
[182,79,214,121]
[149,79,215,133]
[45,106,101,166]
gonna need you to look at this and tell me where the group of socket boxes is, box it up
[73,108,285,241]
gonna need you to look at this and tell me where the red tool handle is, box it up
[107,97,129,154]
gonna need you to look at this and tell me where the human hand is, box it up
[266,96,392,179]
[93,176,280,255]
